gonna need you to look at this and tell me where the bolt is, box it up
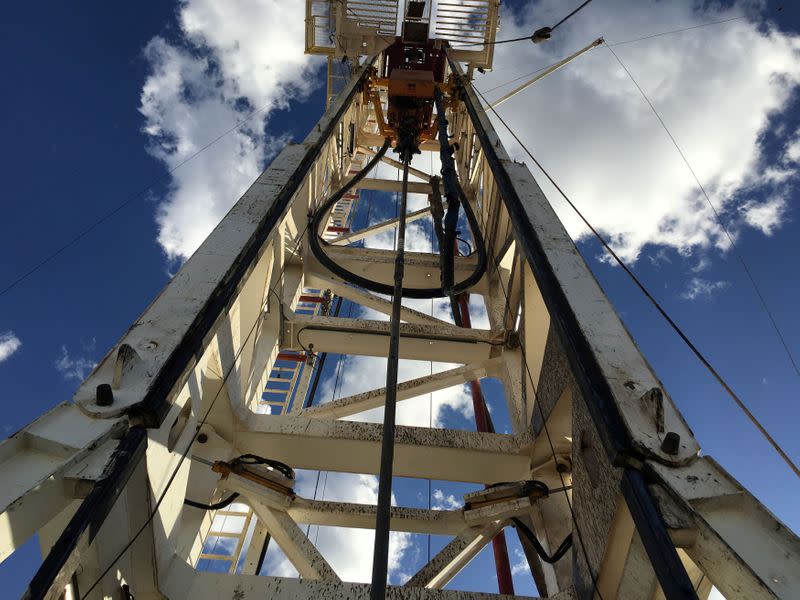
[96,384,114,407]
[661,431,681,456]
[197,433,208,444]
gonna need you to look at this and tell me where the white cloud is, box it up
[510,548,531,576]
[785,130,800,163]
[140,0,321,262]
[680,277,730,301]
[431,488,463,511]
[741,196,787,235]
[55,345,96,381]
[261,469,411,583]
[479,0,800,264]
[0,332,21,363]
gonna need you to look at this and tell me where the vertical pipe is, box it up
[370,158,411,600]
[456,294,515,596]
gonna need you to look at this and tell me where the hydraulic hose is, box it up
[309,144,487,299]
[184,492,240,511]
[512,517,573,564]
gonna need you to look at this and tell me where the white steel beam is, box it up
[0,404,124,563]
[283,315,501,364]
[306,245,488,294]
[221,468,467,536]
[653,458,800,599]
[287,498,465,536]
[246,496,339,581]
[169,570,542,600]
[406,521,506,589]
[232,417,530,484]
[303,360,500,419]
[357,177,431,194]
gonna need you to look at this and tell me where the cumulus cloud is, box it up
[140,0,321,262]
[55,343,97,381]
[0,332,21,363]
[785,130,800,163]
[741,197,787,235]
[261,469,412,583]
[478,0,800,264]
[431,489,463,511]
[510,547,531,576]
[680,277,730,301]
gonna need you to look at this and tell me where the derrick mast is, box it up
[1,2,798,600]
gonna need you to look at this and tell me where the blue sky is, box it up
[1,0,799,597]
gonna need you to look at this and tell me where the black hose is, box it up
[183,492,240,511]
[232,454,295,480]
[512,516,573,564]
[309,154,488,299]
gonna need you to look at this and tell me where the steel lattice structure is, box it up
[2,2,798,599]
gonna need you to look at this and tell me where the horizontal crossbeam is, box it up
[283,315,502,364]
[232,417,530,484]
[357,177,431,194]
[168,571,540,599]
[305,245,488,293]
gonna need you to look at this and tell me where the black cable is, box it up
[183,492,240,511]
[462,0,595,46]
[552,0,595,31]
[254,532,271,576]
[472,83,800,479]
[456,237,473,255]
[434,88,463,296]
[231,454,295,480]
[309,142,488,298]
[512,517,573,564]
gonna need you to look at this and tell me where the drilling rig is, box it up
[3,1,798,599]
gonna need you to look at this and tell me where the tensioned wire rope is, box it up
[605,43,800,379]
[481,15,748,94]
[470,84,800,479]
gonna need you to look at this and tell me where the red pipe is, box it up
[456,294,516,596]
[298,295,326,303]
[275,352,307,362]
